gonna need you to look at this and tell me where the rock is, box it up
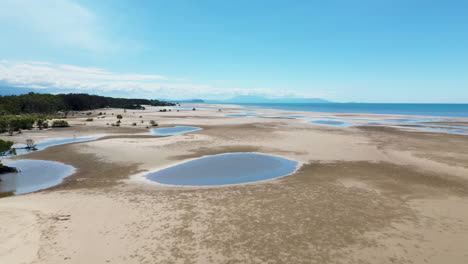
[0,166,19,174]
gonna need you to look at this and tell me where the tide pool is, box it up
[146,153,298,186]
[151,126,202,136]
[13,137,97,156]
[309,120,352,127]
[0,160,75,195]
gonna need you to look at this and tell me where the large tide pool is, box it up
[0,160,75,196]
[146,153,299,186]
[151,126,202,136]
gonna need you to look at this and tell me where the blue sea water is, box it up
[235,103,468,118]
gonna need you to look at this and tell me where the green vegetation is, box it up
[0,115,39,134]
[116,114,123,120]
[150,120,158,127]
[51,120,70,127]
[0,139,15,157]
[86,118,94,122]
[36,119,49,130]
[0,92,175,115]
[0,139,18,173]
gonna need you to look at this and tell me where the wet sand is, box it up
[1,104,468,263]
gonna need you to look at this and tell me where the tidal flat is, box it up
[1,104,468,264]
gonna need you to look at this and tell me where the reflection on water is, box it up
[0,160,75,195]
[146,153,298,186]
[151,126,202,136]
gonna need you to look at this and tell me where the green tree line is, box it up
[0,92,175,114]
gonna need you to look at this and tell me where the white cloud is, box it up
[0,60,323,99]
[0,0,112,51]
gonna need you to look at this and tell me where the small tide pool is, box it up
[151,126,202,136]
[13,137,97,156]
[225,114,257,117]
[146,153,298,186]
[309,120,352,127]
[0,160,75,196]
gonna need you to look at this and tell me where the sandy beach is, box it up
[1,104,468,264]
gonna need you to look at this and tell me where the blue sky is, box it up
[1,0,467,102]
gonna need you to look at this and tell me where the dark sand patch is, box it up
[11,144,143,191]
[169,145,306,160]
[124,161,468,263]
[422,121,468,126]
[357,125,468,168]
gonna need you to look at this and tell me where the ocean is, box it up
[232,103,468,118]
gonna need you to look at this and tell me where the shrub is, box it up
[0,115,36,132]
[36,119,46,130]
[52,120,70,127]
[86,118,93,122]
[132,122,137,126]
[149,120,158,126]
[0,139,16,157]
[116,114,123,119]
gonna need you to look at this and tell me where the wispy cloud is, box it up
[0,60,323,99]
[0,0,113,51]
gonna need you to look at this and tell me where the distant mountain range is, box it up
[208,95,333,104]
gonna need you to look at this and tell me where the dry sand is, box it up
[1,104,468,263]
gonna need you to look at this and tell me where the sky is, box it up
[0,0,467,102]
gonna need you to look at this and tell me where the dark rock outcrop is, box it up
[0,166,18,174]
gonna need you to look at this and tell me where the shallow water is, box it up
[309,120,352,127]
[225,114,257,117]
[0,160,75,195]
[151,126,202,136]
[308,116,468,134]
[13,137,97,156]
[234,103,468,117]
[146,153,298,186]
